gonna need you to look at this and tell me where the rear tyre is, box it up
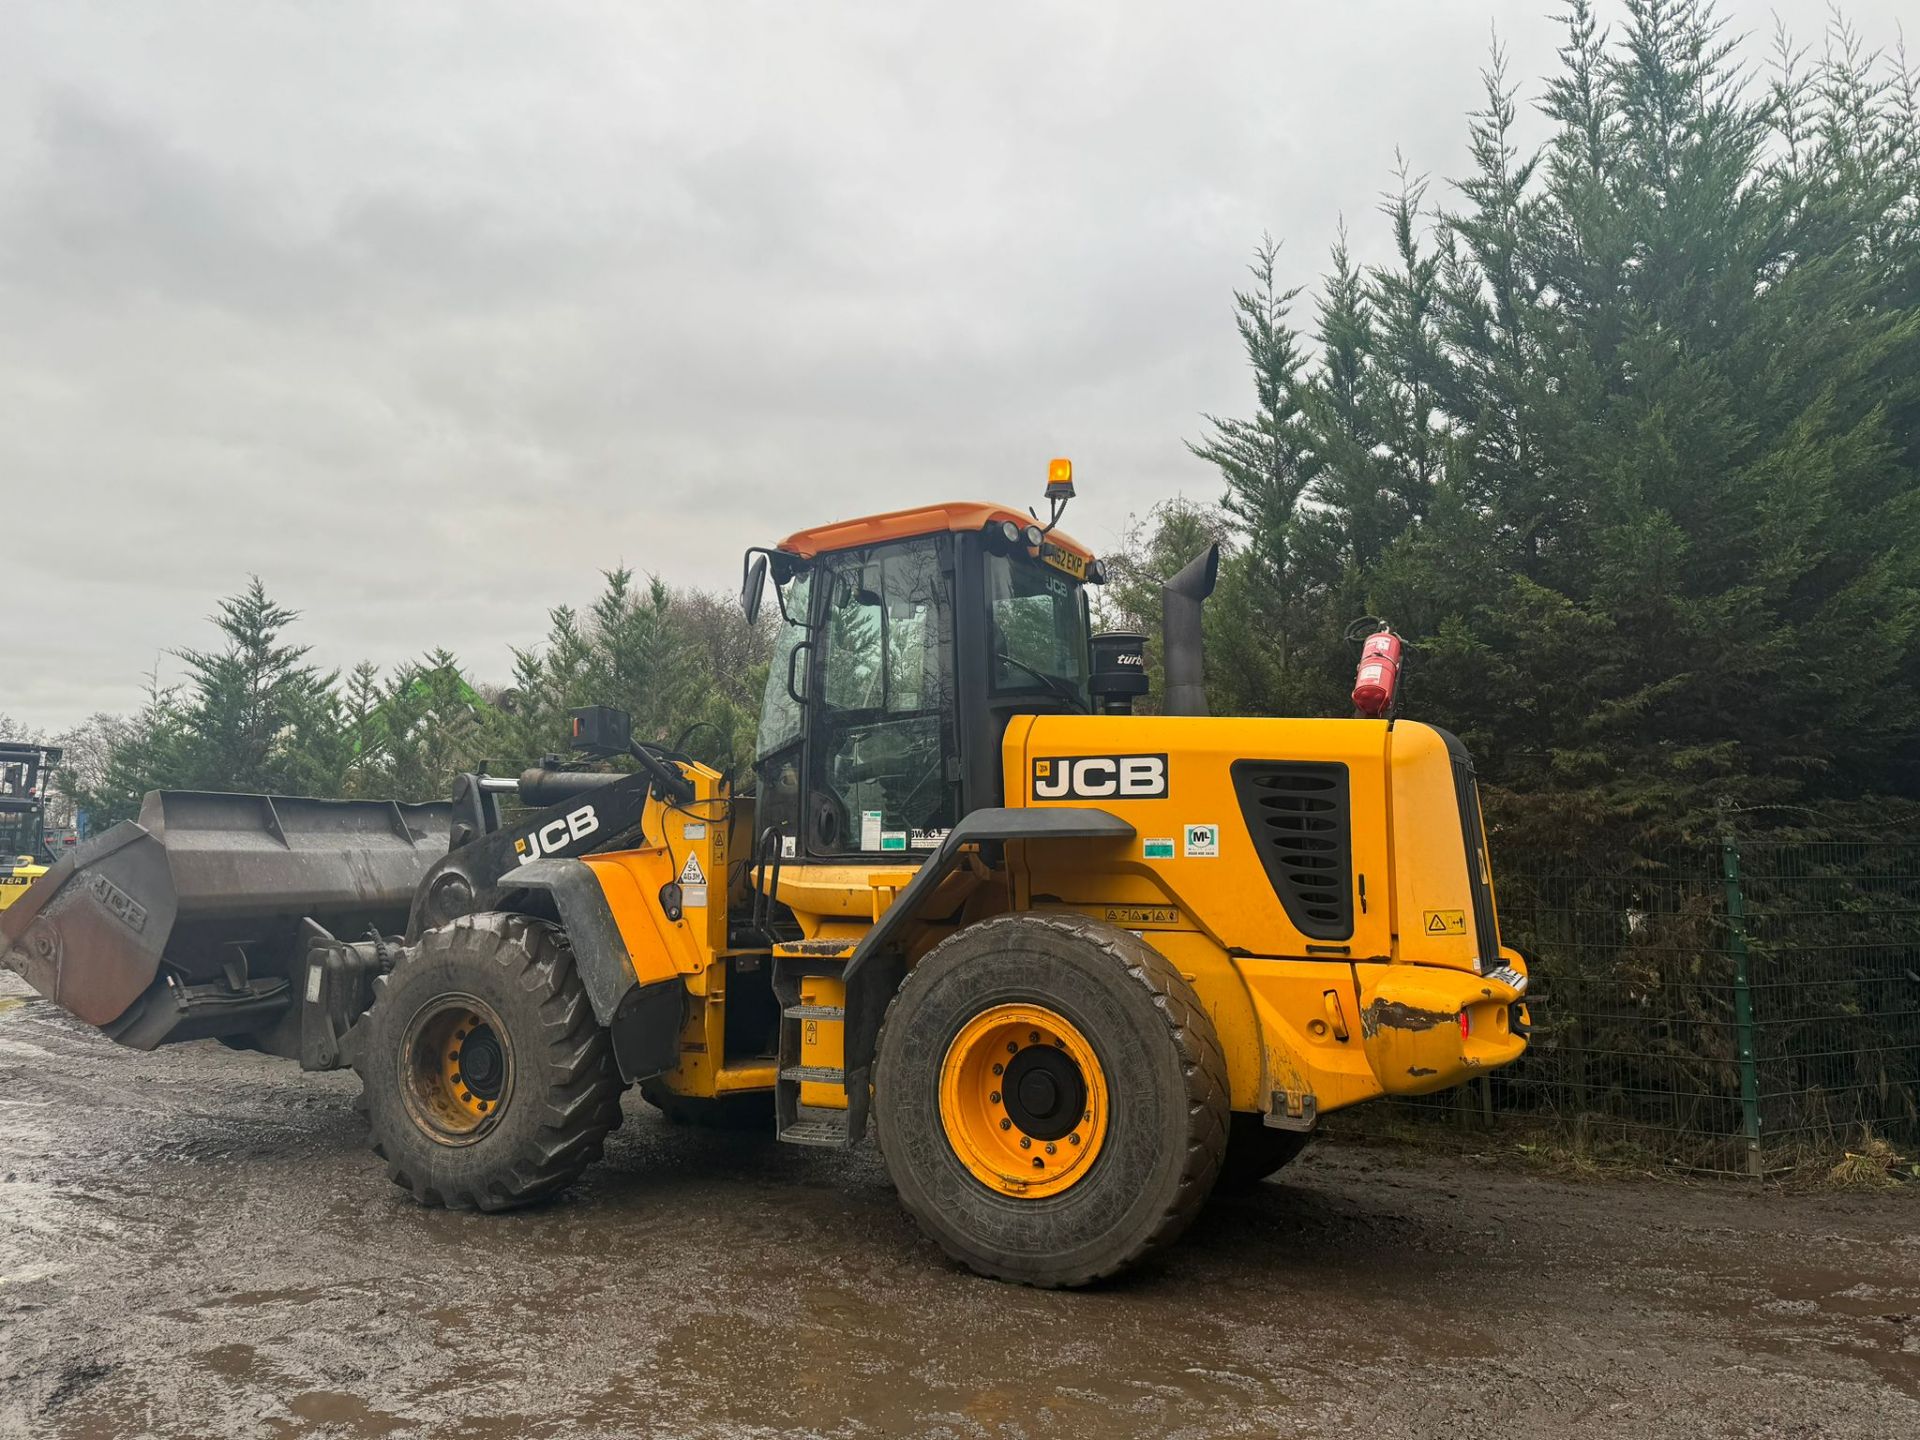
[354,912,625,1211]
[640,1081,775,1132]
[1217,1114,1312,1188]
[874,912,1228,1288]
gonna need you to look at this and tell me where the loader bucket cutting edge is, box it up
[0,790,452,1043]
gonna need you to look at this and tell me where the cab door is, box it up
[801,535,960,859]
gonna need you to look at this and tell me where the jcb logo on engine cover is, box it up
[514,804,601,865]
[1032,754,1168,801]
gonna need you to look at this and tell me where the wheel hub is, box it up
[938,1004,1109,1199]
[1003,1045,1085,1142]
[400,994,514,1146]
[456,1026,504,1100]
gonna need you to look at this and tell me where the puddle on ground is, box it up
[276,1389,411,1438]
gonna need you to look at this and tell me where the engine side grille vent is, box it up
[1230,760,1354,941]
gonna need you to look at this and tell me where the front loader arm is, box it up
[404,769,656,940]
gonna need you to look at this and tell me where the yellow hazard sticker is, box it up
[1423,909,1467,936]
[1103,905,1180,927]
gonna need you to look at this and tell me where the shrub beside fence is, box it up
[1390,836,1920,1175]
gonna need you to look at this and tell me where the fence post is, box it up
[1720,836,1765,1178]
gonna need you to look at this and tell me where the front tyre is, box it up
[354,912,625,1211]
[874,913,1228,1287]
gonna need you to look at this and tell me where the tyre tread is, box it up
[876,910,1230,1288]
[355,911,624,1211]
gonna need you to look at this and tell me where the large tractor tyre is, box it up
[874,912,1229,1288]
[1216,1114,1312,1189]
[640,1081,775,1133]
[353,912,626,1212]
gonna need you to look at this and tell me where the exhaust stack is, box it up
[1161,543,1220,717]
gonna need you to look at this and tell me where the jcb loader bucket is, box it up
[0,790,450,1049]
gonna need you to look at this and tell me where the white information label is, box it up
[1184,823,1220,858]
[682,884,708,908]
[861,810,884,851]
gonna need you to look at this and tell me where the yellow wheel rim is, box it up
[939,1004,1108,1199]
[400,994,512,1146]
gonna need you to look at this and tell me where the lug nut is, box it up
[999,1118,1011,1131]
[989,1091,1001,1104]
[1069,1133,1081,1146]
[1028,1031,1039,1044]
[992,1062,1004,1076]
[1007,1042,1018,1054]
[1045,1143,1056,1154]
[1019,1136,1031,1149]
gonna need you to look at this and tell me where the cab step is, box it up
[780,1114,853,1147]
[779,1064,844,1085]
[773,946,855,1147]
[782,1004,845,1021]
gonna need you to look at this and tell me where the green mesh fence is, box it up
[1377,837,1920,1174]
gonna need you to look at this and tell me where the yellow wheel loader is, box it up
[0,741,62,915]
[1,467,1530,1286]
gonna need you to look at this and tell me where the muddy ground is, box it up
[2,972,1916,1440]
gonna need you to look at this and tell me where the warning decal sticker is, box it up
[678,852,707,886]
[1103,905,1180,927]
[1423,909,1467,936]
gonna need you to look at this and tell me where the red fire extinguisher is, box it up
[1351,623,1403,718]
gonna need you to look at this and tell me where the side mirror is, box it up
[741,552,769,625]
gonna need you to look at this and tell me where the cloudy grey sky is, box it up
[2,1,1908,732]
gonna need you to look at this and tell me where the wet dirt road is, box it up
[2,973,1916,1440]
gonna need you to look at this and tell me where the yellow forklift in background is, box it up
[0,741,62,914]
[3,465,1529,1286]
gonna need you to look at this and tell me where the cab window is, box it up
[986,553,1091,708]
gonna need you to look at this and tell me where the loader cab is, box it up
[746,502,1099,863]
[0,741,60,868]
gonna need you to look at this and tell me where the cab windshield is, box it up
[985,552,1091,710]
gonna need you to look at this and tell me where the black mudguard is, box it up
[507,857,684,1083]
[838,806,1135,1133]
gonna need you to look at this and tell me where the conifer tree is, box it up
[1195,0,1920,843]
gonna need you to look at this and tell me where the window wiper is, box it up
[996,653,1088,712]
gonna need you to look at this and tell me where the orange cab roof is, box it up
[777,501,1093,561]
